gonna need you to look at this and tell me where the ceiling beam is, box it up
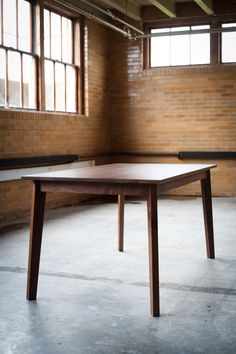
[194,0,214,15]
[98,0,141,21]
[147,0,176,18]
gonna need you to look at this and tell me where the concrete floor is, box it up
[0,197,236,354]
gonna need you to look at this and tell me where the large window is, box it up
[150,25,210,67]
[0,0,83,113]
[0,0,36,109]
[44,9,77,112]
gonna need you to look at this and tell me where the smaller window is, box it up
[150,25,210,68]
[221,23,236,63]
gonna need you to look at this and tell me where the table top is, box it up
[22,163,216,185]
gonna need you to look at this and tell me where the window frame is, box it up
[144,16,236,70]
[0,0,85,115]
[42,7,79,113]
[0,0,37,109]
[149,24,211,68]
[220,21,236,64]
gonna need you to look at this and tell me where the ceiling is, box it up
[56,0,234,39]
[90,0,214,21]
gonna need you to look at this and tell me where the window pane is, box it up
[66,65,76,112]
[23,54,36,109]
[0,49,6,106]
[8,51,21,107]
[45,59,54,111]
[191,25,210,64]
[44,9,50,58]
[222,23,236,63]
[51,12,61,60]
[18,0,31,52]
[150,28,170,67]
[62,17,72,63]
[0,0,2,45]
[170,26,190,66]
[55,62,65,111]
[3,0,17,48]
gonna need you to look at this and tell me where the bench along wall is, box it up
[0,20,111,223]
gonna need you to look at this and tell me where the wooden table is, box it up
[23,163,216,317]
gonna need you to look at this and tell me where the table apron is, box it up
[40,181,150,196]
[157,170,208,194]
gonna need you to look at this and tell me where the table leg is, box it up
[147,185,160,317]
[201,171,215,259]
[118,194,125,252]
[27,182,46,300]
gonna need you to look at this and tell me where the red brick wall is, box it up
[109,34,236,196]
[0,20,111,223]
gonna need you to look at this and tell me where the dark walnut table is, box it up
[22,163,216,317]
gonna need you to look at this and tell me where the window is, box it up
[221,23,236,63]
[0,0,36,109]
[0,0,83,113]
[150,25,210,67]
[44,9,77,112]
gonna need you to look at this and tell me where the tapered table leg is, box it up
[27,182,46,300]
[118,194,125,252]
[147,185,160,317]
[201,171,215,259]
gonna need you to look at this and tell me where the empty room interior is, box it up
[0,0,236,353]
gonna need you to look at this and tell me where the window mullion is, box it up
[21,53,24,108]
[211,21,220,65]
[16,0,19,49]
[60,14,62,62]
[39,0,45,110]
[6,49,9,107]
[0,0,3,45]
[65,64,67,111]
[76,17,84,114]
[53,61,56,111]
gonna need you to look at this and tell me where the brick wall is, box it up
[0,20,111,223]
[109,31,236,196]
[1,11,236,224]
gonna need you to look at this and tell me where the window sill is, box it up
[143,62,236,75]
[0,107,87,119]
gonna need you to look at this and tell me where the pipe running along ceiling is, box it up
[54,0,236,40]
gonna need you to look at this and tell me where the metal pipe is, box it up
[80,0,144,35]
[134,26,236,39]
[48,1,236,41]
[54,0,132,37]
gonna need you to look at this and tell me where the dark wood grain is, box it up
[147,184,159,317]
[23,163,216,317]
[158,170,207,194]
[23,163,216,185]
[40,181,150,197]
[118,194,125,252]
[27,182,46,300]
[201,171,215,259]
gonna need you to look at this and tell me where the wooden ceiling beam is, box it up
[147,0,176,18]
[98,0,141,21]
[194,0,214,15]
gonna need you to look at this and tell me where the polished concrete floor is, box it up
[0,197,236,354]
